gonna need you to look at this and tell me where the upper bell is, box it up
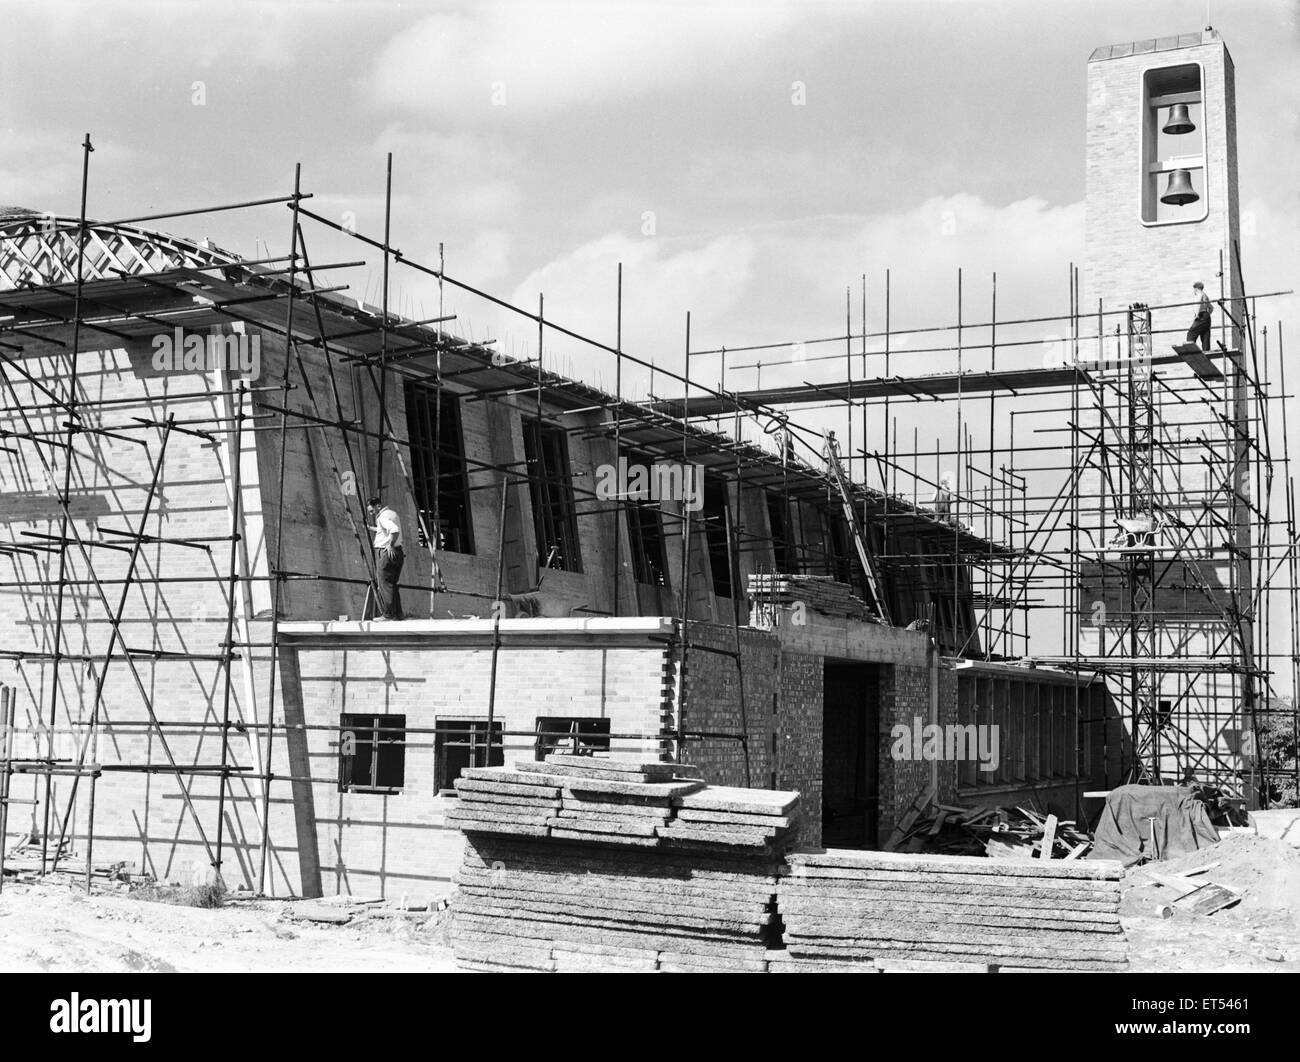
[1160,168,1199,206]
[1163,103,1196,135]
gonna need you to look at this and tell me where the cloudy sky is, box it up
[3,0,1294,383]
[1,1,1296,462]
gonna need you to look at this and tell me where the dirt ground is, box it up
[0,884,457,973]
[2,832,1297,973]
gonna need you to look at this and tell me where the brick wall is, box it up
[284,637,668,896]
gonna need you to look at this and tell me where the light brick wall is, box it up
[0,331,300,893]
[285,639,668,896]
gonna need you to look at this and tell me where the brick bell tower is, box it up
[1079,29,1257,800]
[1083,28,1242,326]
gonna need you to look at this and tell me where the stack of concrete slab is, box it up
[661,786,800,850]
[452,833,785,972]
[448,756,801,971]
[777,848,1127,971]
[447,755,797,853]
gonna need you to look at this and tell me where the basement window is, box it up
[534,717,612,759]
[338,714,406,793]
[405,381,474,553]
[523,417,583,573]
[435,718,504,795]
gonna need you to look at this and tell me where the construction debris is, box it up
[747,574,875,621]
[882,788,1094,860]
[1146,870,1242,917]
[779,848,1128,971]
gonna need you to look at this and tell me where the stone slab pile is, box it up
[448,755,800,972]
[777,848,1127,971]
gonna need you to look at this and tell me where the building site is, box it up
[1,21,1298,974]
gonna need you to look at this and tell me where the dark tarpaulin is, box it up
[1089,784,1220,866]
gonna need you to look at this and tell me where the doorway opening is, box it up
[821,661,881,848]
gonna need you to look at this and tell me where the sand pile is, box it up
[1134,833,1300,914]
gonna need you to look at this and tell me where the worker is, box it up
[367,494,405,620]
[932,472,956,520]
[1187,280,1213,352]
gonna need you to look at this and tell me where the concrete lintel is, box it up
[276,615,677,650]
[769,615,931,666]
[948,658,1098,686]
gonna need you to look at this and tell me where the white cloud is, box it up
[452,229,513,284]
[508,231,756,362]
[36,2,300,70]
[689,193,1087,373]
[414,193,1086,396]
[364,1,798,117]
[369,125,525,224]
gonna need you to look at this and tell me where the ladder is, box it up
[823,431,892,624]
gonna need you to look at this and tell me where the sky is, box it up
[2,0,1298,665]
[3,0,1294,377]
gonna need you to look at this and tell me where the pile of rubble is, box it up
[747,574,874,621]
[883,786,1093,860]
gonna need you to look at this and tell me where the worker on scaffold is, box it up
[1186,280,1213,352]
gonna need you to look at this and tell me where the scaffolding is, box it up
[671,264,1298,808]
[1,144,1296,897]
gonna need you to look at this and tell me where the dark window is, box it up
[523,418,582,573]
[790,504,814,574]
[338,713,406,793]
[931,593,958,653]
[766,491,794,574]
[405,381,474,553]
[700,475,733,598]
[624,450,669,587]
[534,717,612,759]
[823,509,854,584]
[435,718,504,794]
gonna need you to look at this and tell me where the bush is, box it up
[128,882,226,908]
[1257,703,1299,808]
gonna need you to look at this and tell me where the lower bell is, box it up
[1160,168,1199,206]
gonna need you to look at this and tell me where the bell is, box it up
[1160,168,1199,206]
[1163,103,1195,135]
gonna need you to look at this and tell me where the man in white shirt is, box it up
[932,472,956,520]
[367,495,405,620]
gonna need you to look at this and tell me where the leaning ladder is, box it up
[824,431,892,625]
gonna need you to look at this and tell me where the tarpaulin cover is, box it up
[1089,784,1220,865]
